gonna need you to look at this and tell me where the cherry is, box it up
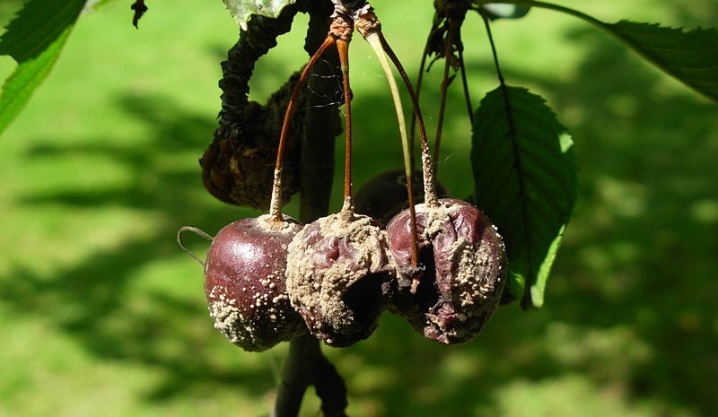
[385,198,506,344]
[204,214,307,352]
[285,211,394,347]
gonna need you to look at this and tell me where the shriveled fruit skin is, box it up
[386,198,507,344]
[200,76,304,210]
[204,215,306,352]
[285,212,394,347]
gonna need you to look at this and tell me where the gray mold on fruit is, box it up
[285,211,395,347]
[204,214,307,352]
[386,198,507,344]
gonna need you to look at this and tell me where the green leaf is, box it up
[222,0,296,30]
[603,21,718,102]
[0,0,85,137]
[471,86,578,309]
[518,2,718,102]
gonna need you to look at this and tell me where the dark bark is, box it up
[201,5,305,209]
[218,6,299,130]
[273,1,348,416]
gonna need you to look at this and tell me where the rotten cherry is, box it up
[204,214,307,352]
[285,211,394,347]
[385,198,507,344]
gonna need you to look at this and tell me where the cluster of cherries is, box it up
[198,0,508,352]
[203,175,507,351]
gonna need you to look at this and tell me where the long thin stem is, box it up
[354,4,429,274]
[363,32,421,271]
[432,61,449,175]
[176,226,213,266]
[479,10,539,309]
[481,13,506,85]
[431,18,457,176]
[474,0,605,28]
[375,32,442,294]
[375,34,439,207]
[269,36,336,222]
[410,19,437,152]
[337,38,354,212]
[363,36,413,199]
[458,31,473,125]
[298,0,341,224]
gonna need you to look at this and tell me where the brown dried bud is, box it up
[201,72,304,210]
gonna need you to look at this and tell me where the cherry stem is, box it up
[433,15,468,175]
[269,36,336,222]
[355,3,439,279]
[374,33,439,207]
[361,33,413,203]
[373,31,441,294]
[337,37,354,213]
[361,32,421,270]
[410,19,436,154]
[432,21,454,176]
[458,44,473,125]
[176,226,213,266]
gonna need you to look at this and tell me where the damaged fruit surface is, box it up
[204,214,307,352]
[386,198,507,344]
[285,211,395,347]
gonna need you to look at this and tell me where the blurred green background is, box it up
[1,1,717,416]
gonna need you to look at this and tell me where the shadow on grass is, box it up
[0,93,278,402]
[545,25,718,414]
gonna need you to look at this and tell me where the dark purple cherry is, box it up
[385,198,507,344]
[204,214,307,352]
[285,211,394,347]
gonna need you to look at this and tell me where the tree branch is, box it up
[272,1,347,416]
